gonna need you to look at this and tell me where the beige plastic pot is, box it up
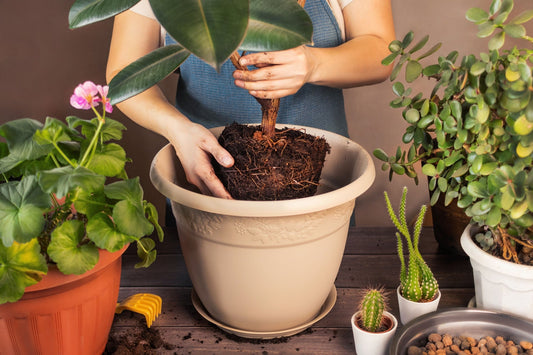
[150,124,375,337]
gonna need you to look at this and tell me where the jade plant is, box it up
[68,0,312,138]
[374,0,533,264]
[0,81,163,303]
[384,187,439,302]
[357,288,388,333]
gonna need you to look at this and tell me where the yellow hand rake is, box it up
[115,293,162,328]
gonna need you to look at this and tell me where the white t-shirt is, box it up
[130,0,352,41]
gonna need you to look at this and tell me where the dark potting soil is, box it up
[214,123,330,201]
[104,325,175,355]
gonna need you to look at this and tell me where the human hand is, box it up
[169,123,234,199]
[232,46,316,99]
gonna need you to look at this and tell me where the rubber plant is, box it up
[374,0,533,264]
[0,81,163,303]
[68,0,312,139]
[384,187,439,302]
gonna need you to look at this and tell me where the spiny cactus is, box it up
[358,288,387,332]
[385,187,439,302]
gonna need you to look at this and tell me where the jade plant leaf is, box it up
[240,0,313,52]
[109,45,190,104]
[0,177,49,246]
[0,239,47,303]
[86,212,137,251]
[150,0,248,70]
[48,220,99,274]
[69,0,141,29]
[38,166,106,198]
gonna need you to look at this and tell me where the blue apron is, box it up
[165,0,348,137]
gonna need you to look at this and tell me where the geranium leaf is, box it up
[48,220,99,275]
[0,239,48,303]
[0,177,49,246]
[87,212,136,251]
[135,237,156,268]
[113,200,154,238]
[38,166,106,198]
[74,188,107,217]
[86,143,126,177]
[104,178,143,202]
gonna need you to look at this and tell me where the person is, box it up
[106,0,395,199]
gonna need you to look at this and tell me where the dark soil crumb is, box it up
[104,323,174,355]
[408,333,533,355]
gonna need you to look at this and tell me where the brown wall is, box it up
[1,1,531,227]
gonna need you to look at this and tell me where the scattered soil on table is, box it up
[407,333,533,355]
[214,123,330,201]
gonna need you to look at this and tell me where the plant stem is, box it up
[79,117,104,167]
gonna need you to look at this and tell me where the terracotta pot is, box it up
[0,246,127,355]
[461,224,533,320]
[351,311,397,355]
[397,286,441,325]
[150,124,375,337]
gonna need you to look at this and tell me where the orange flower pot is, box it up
[0,245,128,355]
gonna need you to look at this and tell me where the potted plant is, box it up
[351,287,398,355]
[374,0,532,319]
[67,0,377,337]
[0,81,163,354]
[384,187,440,325]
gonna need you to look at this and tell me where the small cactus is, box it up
[358,288,387,332]
[385,187,439,302]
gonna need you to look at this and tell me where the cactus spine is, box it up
[359,288,386,332]
[384,187,439,302]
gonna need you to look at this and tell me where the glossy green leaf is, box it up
[87,212,136,251]
[488,31,505,50]
[511,9,533,24]
[408,35,429,54]
[241,0,313,52]
[373,149,389,162]
[69,0,140,28]
[0,239,47,303]
[422,164,437,177]
[504,24,526,38]
[392,82,405,96]
[0,177,49,246]
[417,43,442,61]
[405,108,420,124]
[113,200,154,238]
[151,0,247,70]
[466,7,489,23]
[86,143,126,177]
[405,60,423,83]
[48,220,99,275]
[109,45,189,105]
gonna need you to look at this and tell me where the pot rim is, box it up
[351,310,398,334]
[150,124,376,217]
[460,224,533,276]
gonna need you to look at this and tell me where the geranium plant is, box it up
[374,0,532,264]
[0,81,163,303]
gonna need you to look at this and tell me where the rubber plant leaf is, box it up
[109,44,189,104]
[104,178,154,238]
[0,239,47,303]
[69,0,141,29]
[37,166,106,198]
[150,0,248,71]
[0,177,49,246]
[240,0,313,52]
[0,119,50,173]
[47,220,99,275]
[86,212,137,251]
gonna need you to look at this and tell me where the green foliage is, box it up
[385,187,439,302]
[374,0,533,252]
[0,115,163,304]
[68,0,313,105]
[358,288,387,333]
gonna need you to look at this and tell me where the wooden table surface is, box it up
[107,226,474,354]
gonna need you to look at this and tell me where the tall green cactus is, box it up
[384,187,439,302]
[359,288,386,332]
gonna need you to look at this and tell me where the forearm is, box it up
[306,34,392,89]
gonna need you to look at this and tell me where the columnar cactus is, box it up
[359,288,386,333]
[385,187,439,302]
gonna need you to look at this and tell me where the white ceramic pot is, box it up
[397,286,441,325]
[150,124,375,337]
[460,224,533,320]
[351,311,397,355]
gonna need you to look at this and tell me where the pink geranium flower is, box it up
[96,84,113,113]
[70,81,100,110]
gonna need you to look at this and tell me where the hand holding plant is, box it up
[0,81,163,304]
